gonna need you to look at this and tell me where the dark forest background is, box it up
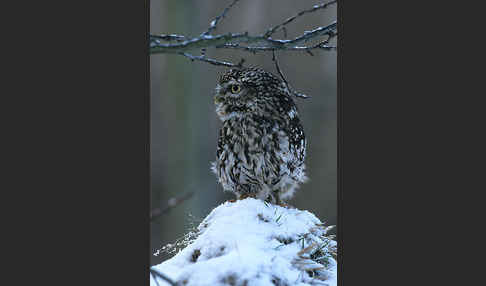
[150,0,336,266]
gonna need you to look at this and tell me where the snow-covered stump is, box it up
[151,198,337,286]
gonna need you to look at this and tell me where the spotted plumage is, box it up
[211,67,307,204]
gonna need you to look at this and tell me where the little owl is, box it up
[211,67,307,205]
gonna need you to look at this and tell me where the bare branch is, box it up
[151,22,336,54]
[272,51,289,88]
[264,0,337,37]
[202,0,241,36]
[151,34,187,42]
[150,268,176,286]
[150,1,337,67]
[150,192,195,221]
[176,53,246,68]
[219,40,336,53]
[272,51,310,99]
[179,53,238,67]
[282,26,288,39]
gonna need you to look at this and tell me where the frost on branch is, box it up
[150,198,337,286]
[150,0,337,67]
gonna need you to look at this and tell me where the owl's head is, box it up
[214,67,290,121]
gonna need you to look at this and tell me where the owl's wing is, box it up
[288,116,306,162]
[216,127,224,159]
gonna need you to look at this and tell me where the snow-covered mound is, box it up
[151,198,337,286]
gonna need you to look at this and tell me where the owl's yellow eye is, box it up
[230,84,241,94]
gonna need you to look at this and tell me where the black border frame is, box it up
[337,1,343,285]
[8,0,473,284]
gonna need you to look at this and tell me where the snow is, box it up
[151,198,337,286]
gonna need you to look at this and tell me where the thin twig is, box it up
[264,0,337,37]
[151,22,336,54]
[202,0,241,36]
[272,51,289,88]
[151,34,187,42]
[282,26,288,39]
[272,51,310,99]
[151,271,161,286]
[150,1,337,67]
[150,192,195,220]
[219,41,336,53]
[178,53,245,68]
[150,268,176,286]
[216,29,337,53]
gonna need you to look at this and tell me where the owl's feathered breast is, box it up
[215,98,306,188]
[213,67,307,201]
